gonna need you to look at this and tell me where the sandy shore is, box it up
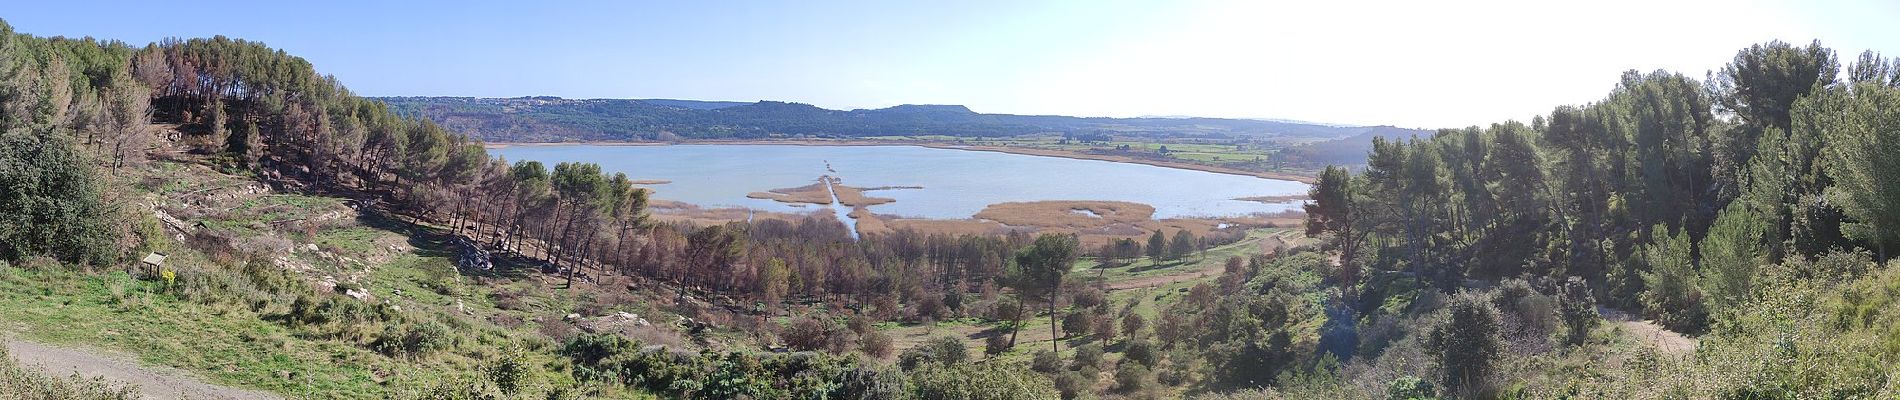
[485,139,1318,183]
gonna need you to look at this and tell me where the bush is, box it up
[484,346,534,395]
[1070,343,1103,370]
[1122,312,1146,338]
[376,320,455,357]
[1426,292,1501,396]
[780,315,837,352]
[1053,371,1089,400]
[860,330,894,358]
[1061,311,1093,339]
[1639,224,1710,333]
[835,365,909,400]
[1156,360,1190,386]
[1122,338,1159,368]
[1092,314,1117,342]
[1071,287,1105,310]
[1385,376,1435,400]
[984,334,1011,356]
[990,297,1023,322]
[1031,350,1062,374]
[0,130,114,265]
[898,336,967,370]
[1491,279,1557,348]
[1114,362,1150,393]
[908,362,1059,400]
[1556,276,1598,346]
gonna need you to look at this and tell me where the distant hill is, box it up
[374,96,1431,143]
[634,99,750,110]
[1272,126,1434,168]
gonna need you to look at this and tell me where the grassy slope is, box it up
[0,157,661,399]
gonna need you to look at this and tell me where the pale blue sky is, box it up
[7,0,1897,128]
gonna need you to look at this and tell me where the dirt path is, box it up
[1598,307,1698,354]
[4,339,281,400]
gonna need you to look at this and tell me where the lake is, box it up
[491,144,1308,220]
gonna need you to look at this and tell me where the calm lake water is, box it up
[492,144,1308,220]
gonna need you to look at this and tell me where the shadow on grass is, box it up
[1126,259,1192,274]
[351,208,535,280]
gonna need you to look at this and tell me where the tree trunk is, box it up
[1008,297,1026,349]
[1048,295,1060,352]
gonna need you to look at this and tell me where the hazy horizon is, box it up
[8,0,1897,129]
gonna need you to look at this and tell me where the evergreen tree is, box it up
[1168,230,1195,261]
[1426,292,1502,396]
[1815,82,1900,259]
[1014,234,1078,352]
[1146,230,1166,266]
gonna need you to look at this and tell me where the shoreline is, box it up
[485,139,1319,184]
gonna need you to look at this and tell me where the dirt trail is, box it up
[1598,307,1698,354]
[4,339,281,400]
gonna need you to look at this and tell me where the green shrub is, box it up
[376,320,455,357]
[909,362,1058,400]
[0,130,114,265]
[1061,311,1093,339]
[1070,343,1103,371]
[485,346,534,395]
[1031,350,1061,374]
[1385,376,1435,400]
[898,336,967,370]
[1156,360,1190,386]
[984,333,1011,355]
[835,365,909,400]
[1426,292,1501,396]
[1557,277,1598,346]
[1053,371,1088,399]
[1122,338,1159,368]
[1639,224,1710,333]
[860,329,894,358]
[1113,361,1149,393]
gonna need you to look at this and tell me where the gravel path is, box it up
[4,339,281,400]
[1599,307,1699,354]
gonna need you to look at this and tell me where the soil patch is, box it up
[4,339,281,400]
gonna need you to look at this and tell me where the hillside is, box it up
[7,14,1900,400]
[375,96,1429,142]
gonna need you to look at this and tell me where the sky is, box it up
[6,0,1898,129]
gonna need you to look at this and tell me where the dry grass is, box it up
[648,200,817,227]
[746,177,896,207]
[830,185,895,207]
[973,201,1154,228]
[1234,194,1309,203]
[746,182,835,205]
